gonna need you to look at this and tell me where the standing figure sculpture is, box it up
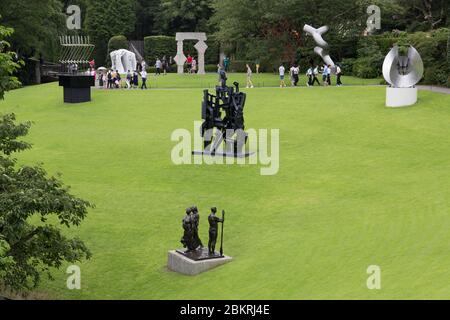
[191,206,203,248]
[181,208,195,251]
[208,207,224,255]
[181,207,203,252]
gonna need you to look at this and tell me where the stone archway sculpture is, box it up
[174,33,208,75]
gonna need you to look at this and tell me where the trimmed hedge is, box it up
[108,35,129,53]
[144,36,176,64]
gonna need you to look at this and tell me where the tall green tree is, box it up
[396,0,449,31]
[0,19,21,100]
[0,22,92,292]
[156,0,215,35]
[212,0,370,66]
[0,0,65,60]
[0,114,93,291]
[132,0,162,38]
[85,0,136,66]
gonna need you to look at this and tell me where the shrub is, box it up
[423,66,448,85]
[229,60,250,72]
[205,64,219,72]
[144,36,176,64]
[353,38,384,78]
[108,35,129,53]
[205,35,220,65]
[107,35,128,66]
[372,28,449,86]
[340,58,356,75]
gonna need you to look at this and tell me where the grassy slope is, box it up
[1,77,450,299]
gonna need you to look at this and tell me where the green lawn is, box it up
[135,72,382,88]
[1,75,450,299]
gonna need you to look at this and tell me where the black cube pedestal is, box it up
[59,74,95,104]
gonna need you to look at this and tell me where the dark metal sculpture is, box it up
[208,208,224,255]
[192,81,253,158]
[178,206,226,261]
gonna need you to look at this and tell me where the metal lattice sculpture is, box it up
[59,36,95,72]
[382,45,424,88]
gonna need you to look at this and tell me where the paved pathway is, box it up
[417,85,450,94]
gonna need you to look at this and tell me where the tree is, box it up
[0,19,22,100]
[132,0,163,39]
[0,0,65,60]
[0,113,93,291]
[212,0,370,67]
[396,0,449,31]
[85,0,136,66]
[156,0,215,35]
[0,23,92,292]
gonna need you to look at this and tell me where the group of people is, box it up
[99,69,148,90]
[279,63,343,88]
[239,61,343,89]
[154,56,170,76]
[185,54,198,74]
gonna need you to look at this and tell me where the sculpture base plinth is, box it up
[192,150,255,158]
[59,74,95,104]
[168,249,232,276]
[386,87,418,108]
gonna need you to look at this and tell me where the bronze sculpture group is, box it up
[181,207,225,257]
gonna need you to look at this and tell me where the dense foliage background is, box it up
[0,0,449,84]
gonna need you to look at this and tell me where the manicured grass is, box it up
[1,77,450,299]
[126,72,382,89]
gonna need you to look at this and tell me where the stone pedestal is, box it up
[386,87,418,108]
[167,250,232,276]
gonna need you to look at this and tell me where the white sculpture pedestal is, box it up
[386,87,418,108]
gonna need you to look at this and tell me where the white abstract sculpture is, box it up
[303,24,335,71]
[382,45,424,107]
[174,32,208,75]
[110,49,137,74]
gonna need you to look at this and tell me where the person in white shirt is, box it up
[289,65,295,86]
[306,67,313,86]
[246,64,254,88]
[312,65,321,86]
[191,58,197,74]
[155,59,162,76]
[336,65,343,86]
[322,65,329,86]
[140,69,148,89]
[291,64,300,86]
[279,64,286,87]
